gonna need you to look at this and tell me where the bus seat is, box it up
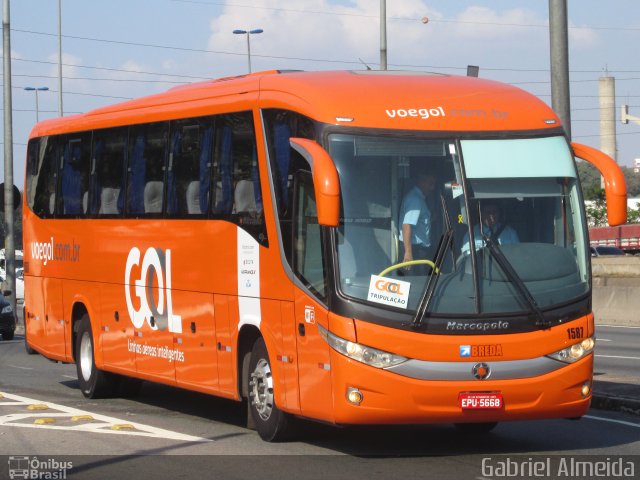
[144,181,163,213]
[82,191,88,214]
[234,179,256,213]
[99,187,120,214]
[186,181,201,214]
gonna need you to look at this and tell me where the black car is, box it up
[0,294,16,340]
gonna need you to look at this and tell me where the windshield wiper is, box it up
[412,195,454,328]
[482,235,550,329]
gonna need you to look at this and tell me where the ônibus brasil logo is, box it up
[125,247,182,333]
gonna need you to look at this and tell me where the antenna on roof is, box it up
[358,58,372,71]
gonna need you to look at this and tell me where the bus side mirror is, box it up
[571,142,627,226]
[289,138,340,227]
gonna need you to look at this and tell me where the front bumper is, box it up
[330,350,592,425]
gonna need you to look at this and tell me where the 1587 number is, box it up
[567,326,584,340]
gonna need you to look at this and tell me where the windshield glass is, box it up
[329,134,589,318]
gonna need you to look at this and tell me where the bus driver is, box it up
[398,171,436,273]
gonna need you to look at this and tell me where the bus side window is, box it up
[127,122,168,217]
[25,138,41,213]
[167,117,213,217]
[92,127,127,216]
[293,171,326,298]
[59,134,91,217]
[29,136,58,218]
[212,112,267,245]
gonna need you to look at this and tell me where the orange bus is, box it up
[23,70,627,441]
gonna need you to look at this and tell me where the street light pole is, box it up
[380,0,387,70]
[58,0,63,116]
[233,28,264,74]
[549,0,571,139]
[24,87,49,123]
[2,0,16,315]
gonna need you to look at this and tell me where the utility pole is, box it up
[3,0,17,313]
[380,0,387,70]
[58,0,63,116]
[549,0,571,139]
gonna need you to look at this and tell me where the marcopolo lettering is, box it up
[446,321,510,331]
[125,247,182,333]
[385,107,445,120]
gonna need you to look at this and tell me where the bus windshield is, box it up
[329,134,589,320]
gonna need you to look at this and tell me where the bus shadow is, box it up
[59,378,247,428]
[297,415,638,457]
[58,377,638,456]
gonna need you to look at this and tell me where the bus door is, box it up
[173,291,218,391]
[292,172,333,421]
[43,278,66,360]
[100,283,136,373]
[24,277,46,353]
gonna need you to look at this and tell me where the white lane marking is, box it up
[596,338,612,342]
[0,391,210,442]
[595,354,640,360]
[584,415,640,429]
[61,375,77,379]
[597,325,640,329]
[7,365,33,370]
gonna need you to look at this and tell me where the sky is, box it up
[2,0,640,188]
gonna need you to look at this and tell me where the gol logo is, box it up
[374,279,405,295]
[125,247,182,333]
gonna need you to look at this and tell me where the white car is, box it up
[0,268,23,304]
[15,268,24,304]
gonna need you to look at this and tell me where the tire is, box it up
[454,422,498,433]
[247,337,294,442]
[1,330,14,341]
[75,314,116,399]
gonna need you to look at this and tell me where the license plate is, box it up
[459,392,503,410]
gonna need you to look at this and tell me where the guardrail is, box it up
[592,256,640,326]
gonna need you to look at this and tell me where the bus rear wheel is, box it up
[75,314,116,399]
[247,337,294,442]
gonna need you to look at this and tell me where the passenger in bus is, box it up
[398,171,436,273]
[461,202,519,254]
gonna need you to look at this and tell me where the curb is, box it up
[591,393,640,417]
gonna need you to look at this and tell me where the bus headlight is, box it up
[547,337,595,364]
[317,324,407,369]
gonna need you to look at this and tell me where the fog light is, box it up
[581,382,591,398]
[346,387,363,405]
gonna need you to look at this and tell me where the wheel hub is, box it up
[250,358,274,421]
[79,332,93,382]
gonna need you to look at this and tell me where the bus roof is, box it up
[28,70,562,138]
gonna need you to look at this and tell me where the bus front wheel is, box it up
[75,314,116,399]
[248,337,294,442]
